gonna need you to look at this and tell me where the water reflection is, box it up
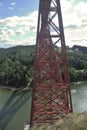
[71,89,77,93]
[71,85,87,113]
[0,90,31,130]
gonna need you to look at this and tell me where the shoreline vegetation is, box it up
[0,85,30,91]
[0,81,87,91]
[71,81,87,86]
[0,45,87,89]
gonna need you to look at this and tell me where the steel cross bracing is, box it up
[30,0,72,126]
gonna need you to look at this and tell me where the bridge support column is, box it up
[30,0,72,126]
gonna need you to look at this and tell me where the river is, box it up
[71,82,87,112]
[0,83,87,130]
[0,88,32,130]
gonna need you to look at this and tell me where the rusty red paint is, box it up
[30,0,72,126]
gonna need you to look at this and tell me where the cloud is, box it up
[7,29,15,35]
[8,2,16,11]
[74,2,87,16]
[15,28,25,35]
[8,7,14,10]
[10,2,16,6]
[0,11,38,48]
[2,11,38,29]
[60,0,87,47]
[61,0,87,27]
[0,0,87,48]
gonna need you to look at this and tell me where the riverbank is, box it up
[71,81,87,87]
[30,113,87,130]
[0,81,87,130]
[0,81,87,91]
[0,85,31,91]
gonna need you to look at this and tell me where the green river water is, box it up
[0,88,32,130]
[0,83,87,130]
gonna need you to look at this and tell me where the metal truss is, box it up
[30,0,72,126]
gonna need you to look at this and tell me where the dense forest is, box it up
[0,45,87,88]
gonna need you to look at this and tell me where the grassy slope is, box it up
[30,113,87,130]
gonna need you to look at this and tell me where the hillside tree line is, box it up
[0,45,87,88]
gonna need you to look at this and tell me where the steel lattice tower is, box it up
[30,0,72,126]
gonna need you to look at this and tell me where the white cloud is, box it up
[15,28,25,35]
[61,0,87,27]
[0,32,11,43]
[0,11,38,47]
[11,2,16,6]
[0,1,87,48]
[74,2,87,16]
[7,29,15,36]
[60,0,87,47]
[1,11,38,29]
[49,0,87,47]
[8,2,16,11]
[8,7,14,10]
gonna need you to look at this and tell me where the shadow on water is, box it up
[0,89,32,130]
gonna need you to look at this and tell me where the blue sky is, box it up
[0,0,87,48]
[0,0,39,18]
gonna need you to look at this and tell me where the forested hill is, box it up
[0,45,35,88]
[0,45,87,88]
[72,45,87,53]
[0,45,35,60]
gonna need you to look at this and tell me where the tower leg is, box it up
[30,0,72,126]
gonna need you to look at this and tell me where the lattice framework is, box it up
[30,0,72,126]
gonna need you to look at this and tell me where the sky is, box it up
[0,0,87,48]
